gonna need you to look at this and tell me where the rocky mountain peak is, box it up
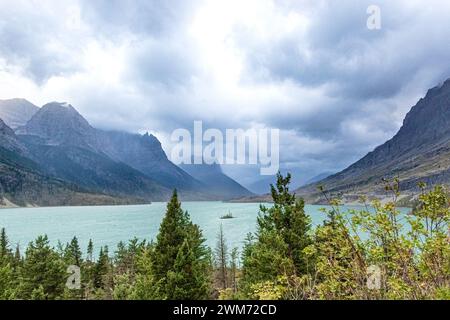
[141,131,162,148]
[295,77,450,201]
[2,99,251,201]
[0,98,39,128]
[394,77,450,151]
[39,101,84,118]
[16,102,98,150]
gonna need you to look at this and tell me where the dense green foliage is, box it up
[238,177,449,300]
[239,173,312,299]
[0,175,448,300]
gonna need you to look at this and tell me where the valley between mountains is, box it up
[0,100,253,207]
[1,78,450,207]
[237,78,450,205]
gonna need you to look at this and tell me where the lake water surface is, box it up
[0,202,408,256]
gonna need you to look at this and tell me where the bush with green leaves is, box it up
[298,180,450,300]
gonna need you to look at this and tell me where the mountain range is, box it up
[237,78,450,204]
[180,162,252,199]
[295,78,450,203]
[0,116,127,207]
[2,77,449,206]
[244,169,324,195]
[0,99,253,206]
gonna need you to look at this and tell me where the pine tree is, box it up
[114,241,128,274]
[151,190,211,299]
[65,236,82,266]
[0,228,7,257]
[0,228,12,264]
[83,239,95,299]
[126,237,142,275]
[11,244,23,292]
[115,238,142,276]
[87,239,94,263]
[93,246,110,289]
[91,245,114,299]
[132,244,162,300]
[214,224,228,289]
[13,244,22,269]
[241,173,312,297]
[0,262,16,299]
[165,239,210,299]
[19,235,66,300]
[152,190,190,281]
[259,173,312,274]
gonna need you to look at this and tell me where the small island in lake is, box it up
[220,212,235,219]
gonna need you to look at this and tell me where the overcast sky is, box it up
[1,0,450,185]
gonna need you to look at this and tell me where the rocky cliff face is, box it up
[98,130,204,191]
[0,98,39,129]
[296,78,450,202]
[16,102,100,151]
[0,118,136,207]
[17,102,205,194]
[349,79,450,169]
[15,103,173,201]
[1,100,258,204]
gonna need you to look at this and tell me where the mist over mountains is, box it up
[294,78,450,203]
[0,98,39,129]
[0,99,252,206]
[1,76,449,207]
[180,162,252,199]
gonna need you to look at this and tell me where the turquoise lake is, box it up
[0,202,410,256]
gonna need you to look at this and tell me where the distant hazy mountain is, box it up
[98,130,204,192]
[246,176,276,195]
[246,170,306,195]
[180,162,253,200]
[296,78,450,203]
[0,99,39,129]
[303,172,334,185]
